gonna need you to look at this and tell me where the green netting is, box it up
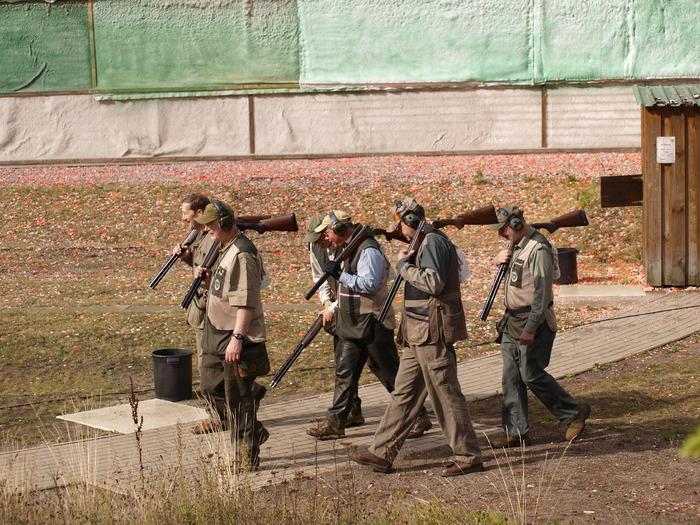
[0,0,92,93]
[0,0,698,96]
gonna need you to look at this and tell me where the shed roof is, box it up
[633,86,700,107]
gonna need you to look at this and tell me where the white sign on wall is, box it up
[657,136,676,164]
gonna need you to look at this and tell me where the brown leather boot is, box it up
[566,402,591,441]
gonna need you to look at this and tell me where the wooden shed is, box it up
[633,86,700,287]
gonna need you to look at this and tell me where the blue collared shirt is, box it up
[338,246,384,294]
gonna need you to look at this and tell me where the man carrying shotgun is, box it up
[488,205,590,447]
[193,200,269,469]
[350,198,484,476]
[171,193,231,434]
[306,210,431,440]
[174,194,265,435]
[304,214,365,427]
[172,193,215,368]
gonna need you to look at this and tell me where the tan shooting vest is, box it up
[399,229,468,345]
[504,230,556,332]
[206,233,266,342]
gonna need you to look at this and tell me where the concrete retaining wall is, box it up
[0,85,640,165]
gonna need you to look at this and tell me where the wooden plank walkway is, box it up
[2,291,699,494]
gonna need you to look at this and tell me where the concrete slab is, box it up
[558,284,646,297]
[57,399,208,434]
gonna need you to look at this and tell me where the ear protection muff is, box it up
[395,201,421,229]
[213,200,234,231]
[329,211,348,236]
[497,207,524,232]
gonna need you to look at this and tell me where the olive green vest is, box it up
[336,228,395,340]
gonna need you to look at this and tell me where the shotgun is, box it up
[479,209,590,321]
[530,209,589,233]
[304,225,372,301]
[180,242,220,310]
[377,221,426,323]
[149,229,199,290]
[372,205,499,243]
[479,242,513,322]
[269,314,324,388]
[236,213,299,234]
[432,205,499,230]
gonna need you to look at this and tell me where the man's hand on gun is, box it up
[171,243,190,258]
[193,266,211,286]
[324,260,342,280]
[495,247,513,266]
[398,248,416,263]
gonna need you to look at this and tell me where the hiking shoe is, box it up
[440,461,485,477]
[490,434,531,448]
[191,420,223,435]
[566,402,591,441]
[349,449,392,473]
[346,412,366,428]
[307,419,345,440]
[407,414,432,439]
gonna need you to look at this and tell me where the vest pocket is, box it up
[403,305,430,344]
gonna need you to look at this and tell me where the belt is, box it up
[506,301,553,316]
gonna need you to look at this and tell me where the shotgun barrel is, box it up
[479,242,513,322]
[149,229,199,290]
[270,314,324,388]
[180,242,220,310]
[377,221,425,324]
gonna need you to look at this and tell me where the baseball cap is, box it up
[488,204,524,231]
[394,197,425,222]
[303,214,326,243]
[195,201,234,225]
[314,210,352,233]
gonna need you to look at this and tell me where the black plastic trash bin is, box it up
[555,248,579,285]
[152,348,193,402]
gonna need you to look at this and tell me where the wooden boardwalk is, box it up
[2,290,699,494]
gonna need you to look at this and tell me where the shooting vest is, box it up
[399,228,468,345]
[206,233,266,342]
[336,228,395,340]
[504,229,556,333]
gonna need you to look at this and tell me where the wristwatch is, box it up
[232,333,244,341]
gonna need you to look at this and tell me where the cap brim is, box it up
[303,231,321,243]
[488,222,505,231]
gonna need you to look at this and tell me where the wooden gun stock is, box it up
[270,314,324,388]
[531,210,589,233]
[371,226,411,244]
[432,205,499,230]
[236,214,272,223]
[180,242,220,310]
[149,229,199,290]
[304,225,372,300]
[237,213,299,234]
[373,205,498,244]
